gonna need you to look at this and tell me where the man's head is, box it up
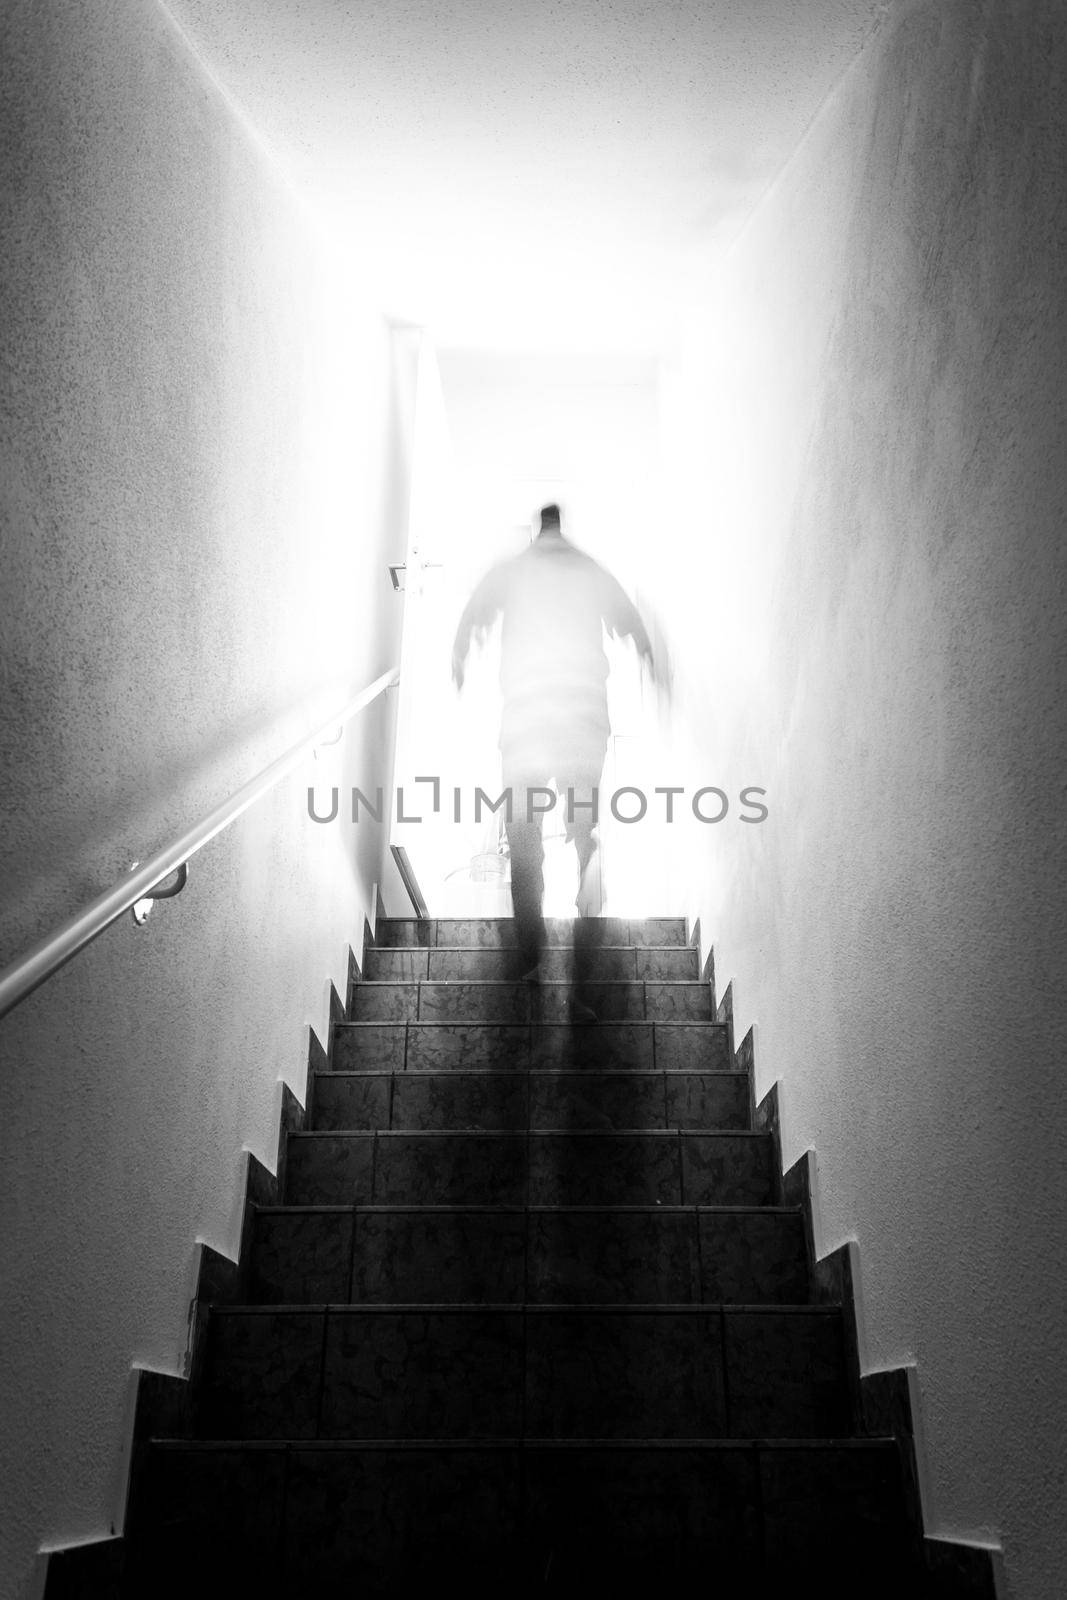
[538,503,562,538]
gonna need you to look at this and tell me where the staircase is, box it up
[94,915,923,1596]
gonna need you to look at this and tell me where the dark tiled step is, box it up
[284,1130,776,1207]
[127,1438,912,1596]
[311,1070,750,1132]
[331,1020,731,1073]
[363,945,700,982]
[194,1305,848,1442]
[249,1205,809,1307]
[375,916,689,949]
[349,980,713,1024]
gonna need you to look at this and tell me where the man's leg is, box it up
[563,755,606,1004]
[563,756,605,915]
[503,769,548,977]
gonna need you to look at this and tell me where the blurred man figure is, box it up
[452,503,655,994]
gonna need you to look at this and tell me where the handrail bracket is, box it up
[131,862,190,926]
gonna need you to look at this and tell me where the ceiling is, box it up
[165,0,887,353]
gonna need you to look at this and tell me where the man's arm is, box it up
[600,570,655,675]
[452,564,506,690]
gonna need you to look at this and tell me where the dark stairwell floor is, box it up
[66,915,926,1597]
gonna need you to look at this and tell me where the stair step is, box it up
[311,1070,750,1133]
[332,1020,731,1073]
[127,1437,911,1595]
[363,945,701,982]
[284,1130,776,1207]
[110,910,922,1594]
[348,979,713,1024]
[193,1304,848,1442]
[249,1205,809,1307]
[375,916,689,948]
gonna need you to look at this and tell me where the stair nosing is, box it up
[290,1127,767,1138]
[370,944,695,954]
[352,979,707,987]
[255,1202,800,1214]
[315,1068,748,1078]
[335,1018,726,1028]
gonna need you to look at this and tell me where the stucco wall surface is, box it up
[659,2,1066,1594]
[0,3,411,1594]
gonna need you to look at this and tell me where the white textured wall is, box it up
[0,4,411,1595]
[660,3,1067,1596]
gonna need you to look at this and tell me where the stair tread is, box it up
[208,1301,835,1314]
[148,1434,894,1449]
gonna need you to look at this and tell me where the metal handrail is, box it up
[390,844,429,919]
[0,666,399,1021]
